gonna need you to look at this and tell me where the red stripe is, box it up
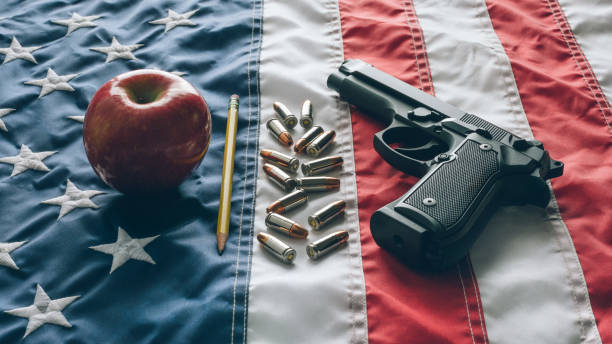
[338,1,486,343]
[486,0,612,340]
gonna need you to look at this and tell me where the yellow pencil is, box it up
[217,94,239,255]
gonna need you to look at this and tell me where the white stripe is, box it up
[557,0,612,110]
[412,0,600,342]
[247,0,368,343]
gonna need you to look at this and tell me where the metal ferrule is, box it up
[257,232,296,264]
[267,119,293,146]
[294,126,324,153]
[296,177,340,192]
[266,189,308,214]
[300,99,313,128]
[306,130,336,157]
[260,149,299,172]
[301,156,343,176]
[306,230,349,260]
[263,163,296,192]
[265,213,309,239]
[308,200,346,230]
[273,102,298,129]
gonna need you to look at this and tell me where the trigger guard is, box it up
[396,141,446,162]
[373,131,429,176]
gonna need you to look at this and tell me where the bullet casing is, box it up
[265,212,309,239]
[301,156,343,176]
[297,176,340,192]
[257,232,296,264]
[266,189,308,214]
[260,149,299,172]
[300,99,313,128]
[273,102,298,129]
[267,119,293,146]
[263,163,296,192]
[306,230,349,260]
[308,200,346,229]
[294,126,324,153]
[306,130,336,157]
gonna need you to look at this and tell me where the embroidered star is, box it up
[24,68,78,98]
[0,144,56,177]
[67,115,84,123]
[51,12,103,36]
[0,108,16,132]
[5,284,80,338]
[90,227,159,274]
[149,9,198,33]
[0,241,26,270]
[0,36,41,65]
[41,179,104,221]
[90,36,143,63]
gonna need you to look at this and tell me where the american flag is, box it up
[1,0,611,343]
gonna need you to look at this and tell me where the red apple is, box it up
[83,69,212,195]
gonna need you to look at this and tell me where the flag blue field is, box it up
[0,0,261,342]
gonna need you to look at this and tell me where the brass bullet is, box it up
[263,163,296,192]
[273,102,298,129]
[267,119,293,146]
[300,99,313,128]
[266,189,308,214]
[296,176,340,192]
[294,126,324,153]
[260,149,299,173]
[306,230,349,260]
[308,200,346,230]
[257,232,296,264]
[301,156,343,176]
[265,212,309,239]
[306,130,335,157]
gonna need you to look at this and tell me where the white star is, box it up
[0,241,26,270]
[5,284,80,338]
[24,68,78,98]
[0,144,56,177]
[67,115,84,123]
[51,12,103,36]
[90,36,143,63]
[0,36,41,65]
[149,9,198,33]
[0,108,16,132]
[90,227,159,274]
[41,179,104,221]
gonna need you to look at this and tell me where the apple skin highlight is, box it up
[83,69,212,195]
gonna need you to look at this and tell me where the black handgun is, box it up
[327,60,564,270]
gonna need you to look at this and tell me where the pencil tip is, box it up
[217,233,228,255]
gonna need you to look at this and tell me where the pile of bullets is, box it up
[258,100,349,264]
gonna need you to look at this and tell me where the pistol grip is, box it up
[370,138,551,269]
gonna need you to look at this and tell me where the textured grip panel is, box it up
[460,113,511,142]
[403,140,499,229]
